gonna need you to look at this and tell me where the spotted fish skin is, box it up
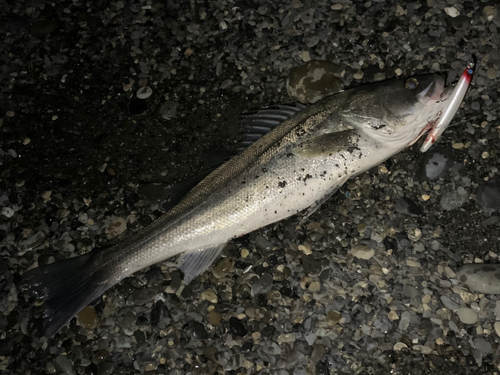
[22,73,451,337]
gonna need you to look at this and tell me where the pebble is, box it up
[484,5,497,20]
[398,311,411,331]
[444,7,459,17]
[456,307,478,324]
[350,244,375,260]
[457,264,500,294]
[326,310,342,326]
[213,257,234,278]
[121,312,138,336]
[439,187,468,211]
[308,281,321,292]
[494,322,500,337]
[186,321,208,339]
[251,273,274,296]
[394,342,408,351]
[407,228,422,241]
[254,235,273,251]
[395,197,422,216]
[55,355,74,375]
[476,182,500,212]
[229,317,248,337]
[77,306,99,330]
[440,295,460,311]
[1,207,14,218]
[474,337,492,354]
[136,86,152,99]
[277,333,295,344]
[105,217,127,239]
[201,288,218,304]
[286,60,342,103]
[421,149,453,180]
[208,309,221,326]
[486,68,497,80]
[304,332,317,345]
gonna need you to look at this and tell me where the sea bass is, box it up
[22,72,464,337]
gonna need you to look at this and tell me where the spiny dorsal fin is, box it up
[238,103,306,150]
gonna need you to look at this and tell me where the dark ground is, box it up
[1,0,500,374]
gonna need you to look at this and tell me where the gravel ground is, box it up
[1,0,500,374]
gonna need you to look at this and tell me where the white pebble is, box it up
[137,86,153,99]
[444,7,459,17]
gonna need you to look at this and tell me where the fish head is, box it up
[340,73,450,148]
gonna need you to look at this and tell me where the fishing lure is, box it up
[420,54,476,152]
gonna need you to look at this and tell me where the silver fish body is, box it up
[22,73,451,337]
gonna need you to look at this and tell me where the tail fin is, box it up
[21,253,112,338]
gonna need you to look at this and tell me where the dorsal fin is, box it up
[238,103,306,150]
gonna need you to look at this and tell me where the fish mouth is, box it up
[418,74,446,104]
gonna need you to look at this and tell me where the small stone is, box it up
[456,307,478,324]
[398,311,411,331]
[277,333,295,344]
[486,68,497,80]
[353,70,364,80]
[186,321,207,339]
[394,342,408,351]
[254,235,273,251]
[484,6,497,20]
[406,260,421,268]
[208,310,221,326]
[213,257,234,278]
[229,317,248,337]
[201,288,218,303]
[494,322,500,337]
[251,273,273,296]
[444,7,459,17]
[1,207,14,218]
[474,338,492,354]
[396,197,422,216]
[350,244,375,260]
[300,50,311,62]
[407,228,422,241]
[137,87,153,99]
[326,310,342,326]
[55,355,74,375]
[440,187,468,211]
[440,295,460,311]
[105,217,127,239]
[388,311,399,320]
[121,312,138,335]
[241,248,250,258]
[308,281,321,292]
[77,306,99,330]
[403,285,420,300]
[304,332,317,345]
[298,244,312,255]
[457,264,500,294]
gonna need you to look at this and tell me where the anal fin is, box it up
[176,243,227,284]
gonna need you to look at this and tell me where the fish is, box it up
[22,71,463,338]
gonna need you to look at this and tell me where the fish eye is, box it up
[405,78,418,89]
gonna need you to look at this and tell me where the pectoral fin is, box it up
[293,129,359,158]
[176,243,227,284]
